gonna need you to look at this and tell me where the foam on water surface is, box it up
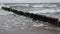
[0,9,13,15]
[0,14,60,31]
[0,14,35,31]
[0,4,60,31]
[29,9,60,14]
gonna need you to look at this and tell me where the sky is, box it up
[0,0,60,3]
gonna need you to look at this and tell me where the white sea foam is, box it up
[32,5,44,7]
[44,5,57,7]
[29,9,60,14]
[32,4,57,8]
[0,9,13,15]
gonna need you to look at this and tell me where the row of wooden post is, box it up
[2,6,60,26]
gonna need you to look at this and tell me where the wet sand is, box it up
[0,28,58,34]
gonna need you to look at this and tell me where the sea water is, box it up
[0,3,60,31]
[9,3,60,14]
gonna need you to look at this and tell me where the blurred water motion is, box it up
[0,3,60,31]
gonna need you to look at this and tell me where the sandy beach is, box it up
[0,28,58,34]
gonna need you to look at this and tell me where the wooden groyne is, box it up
[2,6,60,26]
